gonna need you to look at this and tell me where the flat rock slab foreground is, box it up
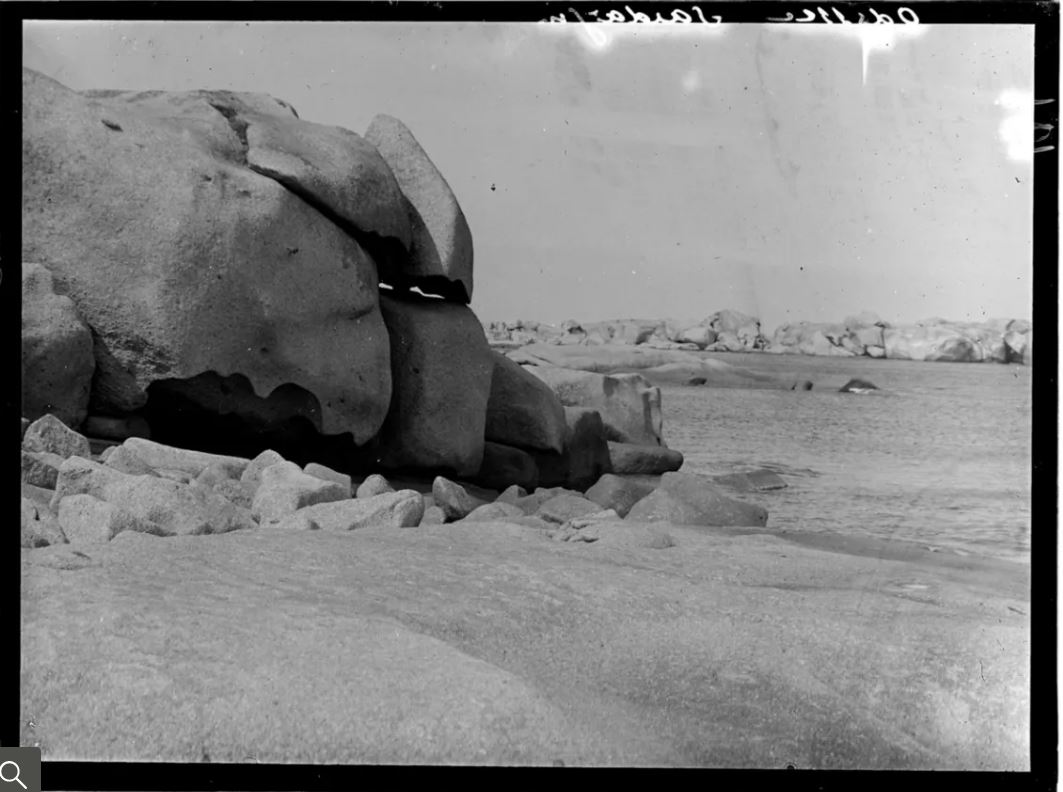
[21,521,1029,768]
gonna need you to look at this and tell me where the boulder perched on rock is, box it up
[607,442,684,475]
[22,68,393,443]
[484,353,566,454]
[365,114,473,303]
[583,473,655,518]
[376,295,493,476]
[530,408,612,492]
[627,472,768,528]
[275,490,424,532]
[22,414,91,460]
[524,365,663,447]
[21,263,95,428]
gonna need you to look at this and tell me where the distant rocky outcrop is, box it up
[769,314,1031,364]
[488,310,1031,367]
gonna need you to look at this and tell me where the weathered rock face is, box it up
[22,263,96,428]
[484,353,566,454]
[531,408,613,492]
[365,114,474,303]
[884,326,983,362]
[22,68,393,444]
[523,365,664,447]
[375,295,494,476]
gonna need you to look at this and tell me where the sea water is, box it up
[660,352,1033,563]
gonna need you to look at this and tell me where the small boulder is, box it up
[303,462,352,497]
[513,486,579,515]
[356,473,395,499]
[277,490,424,531]
[461,502,526,523]
[121,438,250,479]
[627,472,768,527]
[495,484,528,506]
[57,493,165,544]
[252,461,350,525]
[432,476,480,522]
[607,442,684,476]
[103,444,159,476]
[240,449,287,487]
[420,505,447,526]
[22,414,92,460]
[21,450,64,489]
[536,493,604,525]
[577,522,676,549]
[21,497,67,548]
[584,473,656,518]
[475,441,540,492]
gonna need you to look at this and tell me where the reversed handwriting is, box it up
[767,6,920,24]
[542,5,723,24]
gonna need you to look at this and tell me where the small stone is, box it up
[536,494,604,525]
[461,502,525,523]
[240,449,287,486]
[22,414,92,459]
[21,497,67,548]
[356,473,395,499]
[304,462,352,496]
[103,444,157,476]
[584,473,656,518]
[495,484,528,506]
[432,476,479,521]
[251,461,350,524]
[278,490,424,531]
[563,508,620,530]
[420,505,447,526]
[57,493,165,544]
[21,450,64,489]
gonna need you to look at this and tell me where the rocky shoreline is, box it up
[485,310,1033,365]
[20,68,1029,767]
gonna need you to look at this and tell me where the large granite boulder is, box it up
[375,295,494,476]
[365,114,474,303]
[706,310,765,350]
[484,353,566,454]
[22,68,393,444]
[523,365,664,447]
[22,263,95,428]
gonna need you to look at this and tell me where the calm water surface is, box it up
[660,353,1033,563]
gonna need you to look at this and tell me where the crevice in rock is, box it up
[207,101,250,166]
[142,371,373,470]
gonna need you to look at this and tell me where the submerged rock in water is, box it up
[839,378,879,393]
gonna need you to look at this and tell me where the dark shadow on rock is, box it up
[144,372,375,470]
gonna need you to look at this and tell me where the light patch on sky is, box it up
[996,89,1034,162]
[765,22,928,84]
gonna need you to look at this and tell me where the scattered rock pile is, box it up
[21,414,780,551]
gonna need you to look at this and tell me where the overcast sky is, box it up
[23,20,1034,332]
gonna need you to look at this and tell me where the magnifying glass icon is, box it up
[0,761,27,790]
